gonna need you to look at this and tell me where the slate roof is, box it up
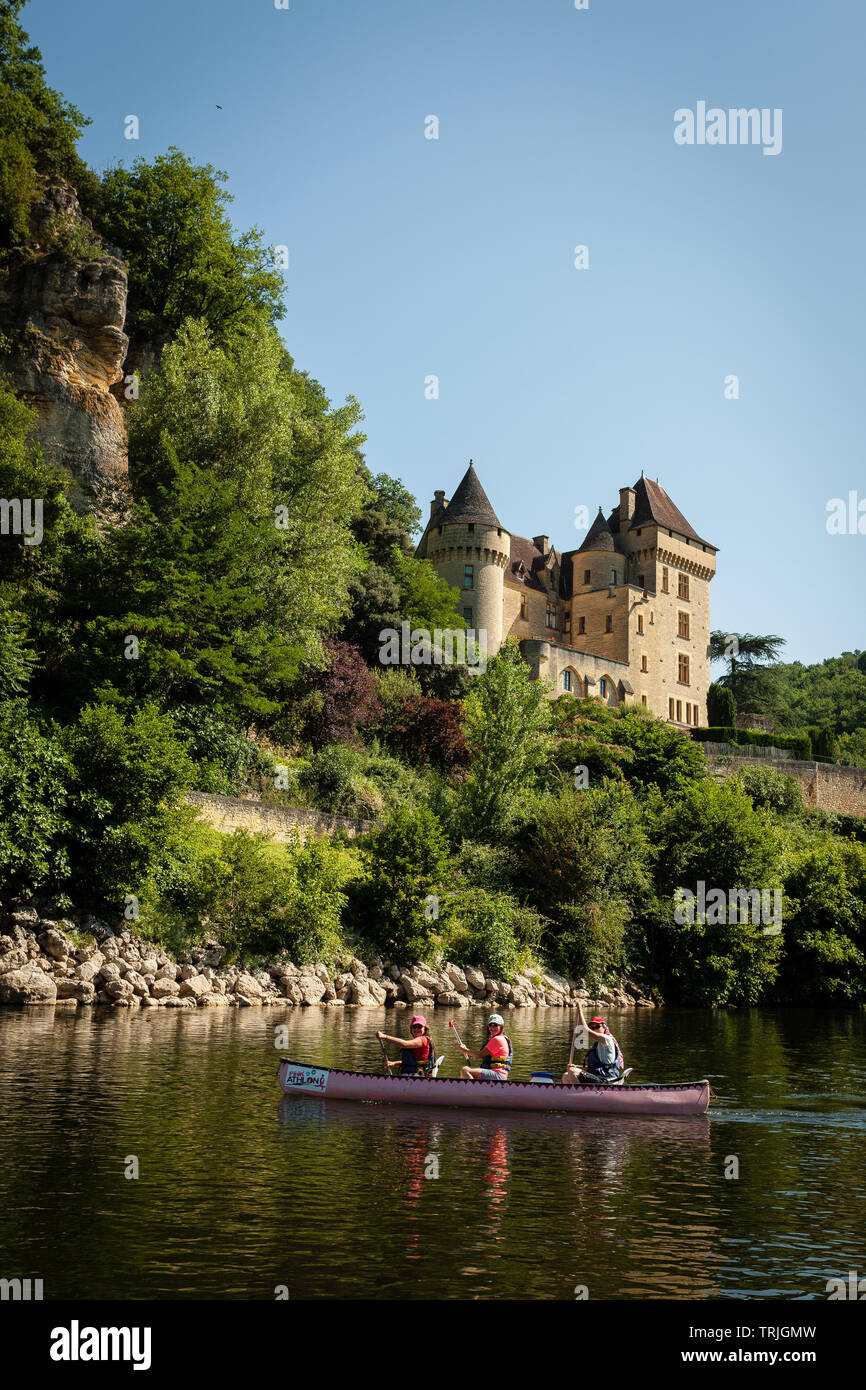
[436,461,501,528]
[577,506,616,554]
[608,477,715,549]
[508,534,548,591]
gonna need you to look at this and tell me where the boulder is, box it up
[350,957,368,978]
[179,963,198,981]
[151,977,180,999]
[154,963,178,981]
[38,927,72,961]
[96,962,122,985]
[140,956,158,977]
[57,979,97,1004]
[0,947,30,974]
[443,963,469,993]
[235,994,260,1007]
[141,996,160,1008]
[234,972,263,999]
[0,966,57,1003]
[347,979,381,1008]
[10,908,39,927]
[179,976,210,1000]
[199,992,229,1007]
[436,991,469,1008]
[104,978,135,1000]
[463,964,486,991]
[125,970,149,998]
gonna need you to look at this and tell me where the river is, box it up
[0,1005,863,1301]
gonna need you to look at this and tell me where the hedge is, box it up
[693,727,813,760]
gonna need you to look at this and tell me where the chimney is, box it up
[619,487,635,526]
[532,534,549,553]
[431,489,446,521]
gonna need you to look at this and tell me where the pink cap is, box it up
[411,1015,427,1027]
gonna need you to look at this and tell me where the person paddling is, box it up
[377,1017,437,1077]
[562,1003,624,1084]
[459,1014,513,1081]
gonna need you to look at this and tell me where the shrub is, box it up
[439,888,541,978]
[299,744,374,816]
[295,637,382,748]
[737,763,803,816]
[707,683,736,727]
[169,704,276,793]
[549,900,629,989]
[692,727,812,760]
[381,692,469,772]
[0,699,69,896]
[359,806,449,961]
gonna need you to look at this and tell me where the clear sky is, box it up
[25,0,865,665]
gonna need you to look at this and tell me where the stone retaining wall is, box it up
[708,755,866,818]
[184,791,374,841]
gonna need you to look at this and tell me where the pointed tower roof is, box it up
[442,460,501,528]
[577,506,615,553]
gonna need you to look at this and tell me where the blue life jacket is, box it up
[401,1036,436,1077]
[586,1034,623,1079]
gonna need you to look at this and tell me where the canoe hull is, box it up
[278,1059,710,1116]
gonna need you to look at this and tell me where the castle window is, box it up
[669,697,675,720]
[636,529,642,536]
[578,616,585,634]
[650,611,654,624]
[676,699,682,721]
[546,602,558,629]
[693,704,700,725]
[641,655,648,672]
[600,679,607,698]
[564,613,571,635]
[638,574,645,589]
[463,607,472,623]
[662,567,669,593]
[678,654,690,685]
[686,703,691,722]
[563,671,572,692]
[678,572,689,600]
[463,564,474,590]
[520,593,527,618]
[605,615,612,633]
[467,523,475,534]
[637,614,644,634]
[609,569,617,585]
[583,569,591,585]
[678,611,689,639]
[641,695,647,706]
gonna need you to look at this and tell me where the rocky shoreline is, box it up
[0,907,657,1012]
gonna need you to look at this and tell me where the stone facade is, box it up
[184,792,373,842]
[416,463,718,726]
[707,756,866,819]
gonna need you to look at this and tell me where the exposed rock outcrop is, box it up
[0,176,130,516]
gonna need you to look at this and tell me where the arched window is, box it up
[599,678,607,698]
[563,670,572,692]
[609,568,616,585]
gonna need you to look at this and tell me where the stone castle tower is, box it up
[416,462,718,726]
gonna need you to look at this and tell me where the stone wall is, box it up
[708,755,866,818]
[184,791,373,841]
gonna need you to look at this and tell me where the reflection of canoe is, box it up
[278,1058,710,1116]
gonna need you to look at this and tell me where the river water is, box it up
[0,1005,863,1302]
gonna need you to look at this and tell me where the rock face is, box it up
[0,177,130,516]
[0,967,57,1004]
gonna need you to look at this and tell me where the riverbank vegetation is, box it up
[2,0,865,1008]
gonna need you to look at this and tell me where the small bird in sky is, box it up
[216,104,223,109]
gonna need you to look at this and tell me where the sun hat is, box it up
[487,1013,505,1027]
[410,1015,427,1027]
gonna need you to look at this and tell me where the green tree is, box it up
[359,805,449,960]
[0,698,69,895]
[459,640,552,840]
[97,149,285,343]
[710,631,785,710]
[0,0,94,254]
[707,681,736,726]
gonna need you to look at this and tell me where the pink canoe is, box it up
[278,1058,710,1116]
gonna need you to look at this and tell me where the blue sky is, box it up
[26,0,865,665]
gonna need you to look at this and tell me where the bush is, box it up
[359,806,449,961]
[169,704,276,793]
[439,888,541,978]
[0,699,69,896]
[294,638,382,748]
[549,900,629,989]
[299,744,379,816]
[737,764,803,816]
[380,692,469,772]
[707,683,736,726]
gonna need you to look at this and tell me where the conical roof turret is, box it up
[441,461,501,528]
[577,506,615,553]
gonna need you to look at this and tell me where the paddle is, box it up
[448,1019,468,1063]
[377,1032,394,1075]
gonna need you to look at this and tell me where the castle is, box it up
[415,462,718,726]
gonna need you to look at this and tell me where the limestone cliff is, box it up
[0,177,130,516]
